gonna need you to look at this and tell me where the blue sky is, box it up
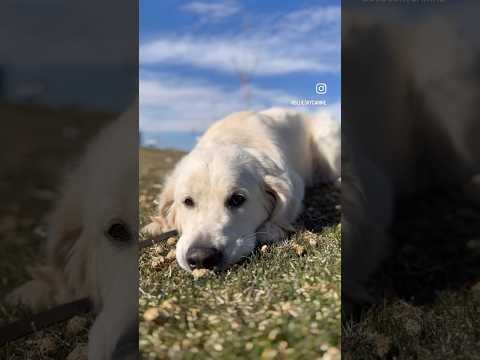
[140,0,341,149]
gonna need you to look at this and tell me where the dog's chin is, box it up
[222,237,257,269]
[176,252,192,272]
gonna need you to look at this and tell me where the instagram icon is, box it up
[315,82,328,95]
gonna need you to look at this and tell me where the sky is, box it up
[140,0,341,150]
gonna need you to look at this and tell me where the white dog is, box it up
[6,103,138,359]
[145,108,340,272]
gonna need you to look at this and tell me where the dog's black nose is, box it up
[186,247,222,270]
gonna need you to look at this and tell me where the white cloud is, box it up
[140,71,288,132]
[180,1,240,22]
[281,6,340,33]
[140,5,340,76]
[140,71,339,133]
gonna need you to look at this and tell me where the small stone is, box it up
[373,334,392,358]
[160,299,176,311]
[293,244,305,256]
[192,268,210,279]
[308,239,318,247]
[245,342,254,351]
[213,343,223,351]
[404,318,422,336]
[66,344,88,360]
[260,245,269,253]
[143,307,160,321]
[182,339,192,347]
[166,249,176,261]
[151,256,165,268]
[166,237,177,246]
[322,347,340,360]
[280,302,293,312]
[268,328,280,340]
[261,348,278,359]
[36,336,58,354]
[66,316,87,336]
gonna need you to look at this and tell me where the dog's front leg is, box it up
[256,221,288,245]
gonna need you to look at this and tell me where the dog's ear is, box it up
[145,174,178,234]
[264,172,304,232]
[45,185,84,270]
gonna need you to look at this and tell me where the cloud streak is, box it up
[141,71,301,132]
[180,1,241,22]
[140,5,340,76]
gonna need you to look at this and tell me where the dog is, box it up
[6,103,139,359]
[144,108,341,272]
[342,13,480,308]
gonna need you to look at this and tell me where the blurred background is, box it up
[0,1,137,357]
[139,0,341,151]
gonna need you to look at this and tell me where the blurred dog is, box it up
[145,108,340,272]
[342,14,480,307]
[6,103,138,359]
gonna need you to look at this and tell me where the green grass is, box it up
[139,148,341,359]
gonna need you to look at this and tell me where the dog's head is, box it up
[153,144,299,271]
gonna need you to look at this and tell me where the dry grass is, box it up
[343,188,480,359]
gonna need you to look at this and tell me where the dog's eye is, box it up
[183,197,195,208]
[105,220,131,243]
[226,193,246,209]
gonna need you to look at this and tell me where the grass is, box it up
[139,148,342,359]
[343,188,480,359]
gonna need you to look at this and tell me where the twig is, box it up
[0,298,91,346]
[1,230,178,344]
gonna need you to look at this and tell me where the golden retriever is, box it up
[145,108,340,271]
[6,103,138,359]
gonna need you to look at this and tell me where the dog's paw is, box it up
[6,279,54,311]
[142,216,168,236]
[256,222,288,244]
[5,266,72,311]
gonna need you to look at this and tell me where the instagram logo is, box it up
[315,82,327,95]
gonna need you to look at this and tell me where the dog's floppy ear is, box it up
[264,172,304,232]
[146,173,178,234]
